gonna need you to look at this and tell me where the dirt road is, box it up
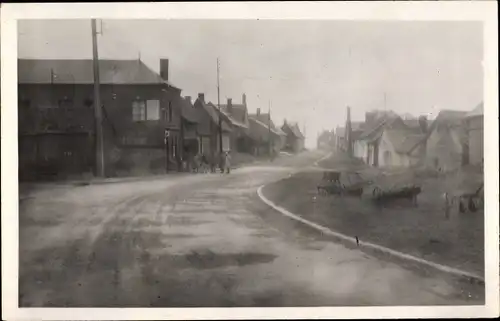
[19,152,481,306]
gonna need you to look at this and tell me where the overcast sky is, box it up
[18,19,483,148]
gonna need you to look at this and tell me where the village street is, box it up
[19,151,480,307]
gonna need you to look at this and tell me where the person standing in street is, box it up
[224,151,231,174]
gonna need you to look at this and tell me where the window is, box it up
[146,100,160,120]
[132,100,146,121]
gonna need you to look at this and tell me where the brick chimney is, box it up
[242,93,247,106]
[160,59,169,80]
[227,98,233,113]
[198,93,205,103]
[257,108,261,116]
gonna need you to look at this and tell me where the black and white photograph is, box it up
[1,2,498,320]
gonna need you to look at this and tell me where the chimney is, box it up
[198,93,205,103]
[257,108,261,116]
[418,115,428,133]
[227,98,233,113]
[160,59,169,81]
[242,93,247,106]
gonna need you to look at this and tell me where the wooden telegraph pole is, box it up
[268,100,272,159]
[91,19,105,177]
[217,58,223,154]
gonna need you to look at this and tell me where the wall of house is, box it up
[353,140,366,160]
[425,126,463,172]
[18,83,183,179]
[468,116,483,166]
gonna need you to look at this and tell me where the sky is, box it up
[18,19,483,148]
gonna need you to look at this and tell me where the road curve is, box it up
[19,154,481,307]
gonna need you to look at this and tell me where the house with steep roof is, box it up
[248,108,286,156]
[282,120,305,153]
[218,94,252,153]
[179,95,202,165]
[377,128,426,167]
[424,110,468,172]
[465,102,484,167]
[193,93,232,167]
[355,112,407,167]
[18,58,183,180]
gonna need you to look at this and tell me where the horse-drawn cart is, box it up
[317,170,366,197]
[371,184,422,205]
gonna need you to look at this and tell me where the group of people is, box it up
[190,151,231,174]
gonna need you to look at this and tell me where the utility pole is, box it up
[268,100,272,159]
[217,58,223,156]
[91,19,105,177]
[346,106,353,157]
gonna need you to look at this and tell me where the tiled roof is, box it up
[384,129,425,154]
[286,122,305,139]
[220,104,249,128]
[180,97,201,123]
[207,102,232,132]
[18,58,179,88]
[248,118,282,142]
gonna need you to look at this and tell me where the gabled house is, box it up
[248,108,286,156]
[424,110,468,172]
[282,120,305,153]
[356,112,406,167]
[18,58,183,180]
[317,130,335,150]
[377,128,426,167]
[465,102,484,167]
[193,93,232,166]
[335,126,346,152]
[179,95,202,165]
[218,94,251,153]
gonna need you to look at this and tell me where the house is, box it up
[18,58,183,180]
[248,108,285,156]
[218,94,252,153]
[335,126,346,151]
[193,93,232,166]
[349,121,365,159]
[377,128,426,167]
[179,95,202,165]
[356,112,407,167]
[465,102,484,166]
[424,110,468,172]
[281,120,305,153]
[317,130,335,150]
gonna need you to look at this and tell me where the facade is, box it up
[357,115,407,167]
[193,93,231,166]
[465,102,484,166]
[179,95,202,167]
[219,94,251,153]
[317,130,335,150]
[281,121,305,153]
[248,108,284,156]
[424,110,468,172]
[335,127,346,152]
[18,58,183,180]
[377,129,425,167]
